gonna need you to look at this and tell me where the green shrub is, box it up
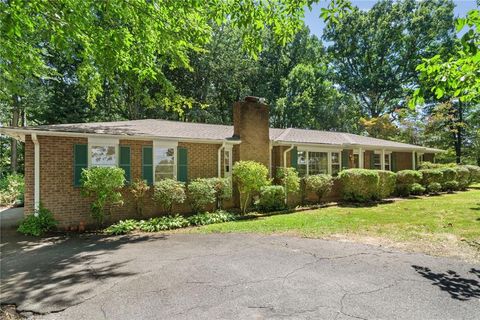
[304,174,334,203]
[255,185,286,212]
[396,170,422,185]
[105,219,139,235]
[0,173,25,206]
[443,180,459,192]
[232,161,270,214]
[377,170,396,199]
[395,170,422,197]
[418,162,455,169]
[454,166,470,190]
[187,178,216,213]
[81,167,125,226]
[276,167,300,206]
[463,165,480,184]
[339,169,379,202]
[410,183,426,196]
[153,179,186,213]
[138,214,190,232]
[188,210,237,226]
[419,169,443,187]
[17,204,58,236]
[130,179,150,217]
[208,177,232,209]
[438,167,457,185]
[427,182,442,194]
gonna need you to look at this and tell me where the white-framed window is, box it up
[296,147,342,176]
[154,141,177,181]
[417,153,424,166]
[88,138,119,167]
[384,153,391,171]
[353,153,360,168]
[331,152,340,175]
[373,153,381,170]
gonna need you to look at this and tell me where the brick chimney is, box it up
[233,96,270,168]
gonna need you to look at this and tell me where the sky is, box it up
[304,0,479,39]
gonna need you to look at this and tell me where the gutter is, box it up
[0,128,242,145]
[31,134,40,214]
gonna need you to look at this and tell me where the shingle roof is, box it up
[1,119,439,152]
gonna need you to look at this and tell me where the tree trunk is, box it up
[455,102,463,164]
[10,95,20,173]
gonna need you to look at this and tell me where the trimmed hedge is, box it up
[438,167,457,191]
[427,182,442,194]
[410,183,426,196]
[463,165,480,184]
[255,185,286,212]
[339,169,379,202]
[396,170,422,197]
[419,169,443,187]
[304,174,334,203]
[377,170,396,199]
[454,166,470,190]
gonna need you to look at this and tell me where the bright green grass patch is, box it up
[192,186,480,245]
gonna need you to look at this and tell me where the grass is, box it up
[190,185,480,261]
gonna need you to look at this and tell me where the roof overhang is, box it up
[272,140,443,153]
[0,127,242,145]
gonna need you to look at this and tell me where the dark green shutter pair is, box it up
[141,146,188,184]
[369,151,375,169]
[391,152,397,172]
[73,144,131,186]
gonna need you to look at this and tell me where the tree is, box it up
[412,8,480,164]
[232,161,270,214]
[324,0,455,120]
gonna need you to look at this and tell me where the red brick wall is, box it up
[395,151,414,171]
[23,135,230,227]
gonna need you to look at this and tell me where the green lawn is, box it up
[190,186,480,260]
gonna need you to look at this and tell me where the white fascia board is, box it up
[0,128,241,145]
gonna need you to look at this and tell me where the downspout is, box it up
[269,142,273,178]
[31,133,40,215]
[282,145,294,205]
[218,142,226,177]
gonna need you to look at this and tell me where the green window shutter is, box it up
[142,146,153,185]
[290,147,298,169]
[370,152,375,170]
[177,147,188,182]
[391,152,397,172]
[73,144,88,187]
[119,146,131,183]
[342,150,350,170]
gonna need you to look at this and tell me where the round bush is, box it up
[463,165,480,184]
[443,180,459,192]
[339,169,379,202]
[188,178,216,213]
[410,183,426,196]
[304,174,334,203]
[255,185,286,212]
[377,170,396,199]
[153,179,186,213]
[438,167,457,186]
[454,166,470,190]
[396,170,422,185]
[233,161,270,214]
[426,182,442,194]
[419,169,443,187]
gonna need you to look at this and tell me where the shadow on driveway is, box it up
[412,265,480,301]
[1,230,165,313]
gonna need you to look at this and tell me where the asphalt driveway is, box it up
[1,230,479,320]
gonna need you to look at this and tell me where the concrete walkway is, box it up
[1,232,478,319]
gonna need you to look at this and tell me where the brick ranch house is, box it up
[1,98,441,227]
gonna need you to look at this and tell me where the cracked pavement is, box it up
[1,231,479,319]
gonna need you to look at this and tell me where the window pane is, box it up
[224,150,231,175]
[373,154,381,170]
[332,164,340,176]
[91,145,116,166]
[353,154,359,168]
[385,154,391,170]
[297,151,307,176]
[155,147,174,180]
[331,152,340,164]
[309,152,328,175]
